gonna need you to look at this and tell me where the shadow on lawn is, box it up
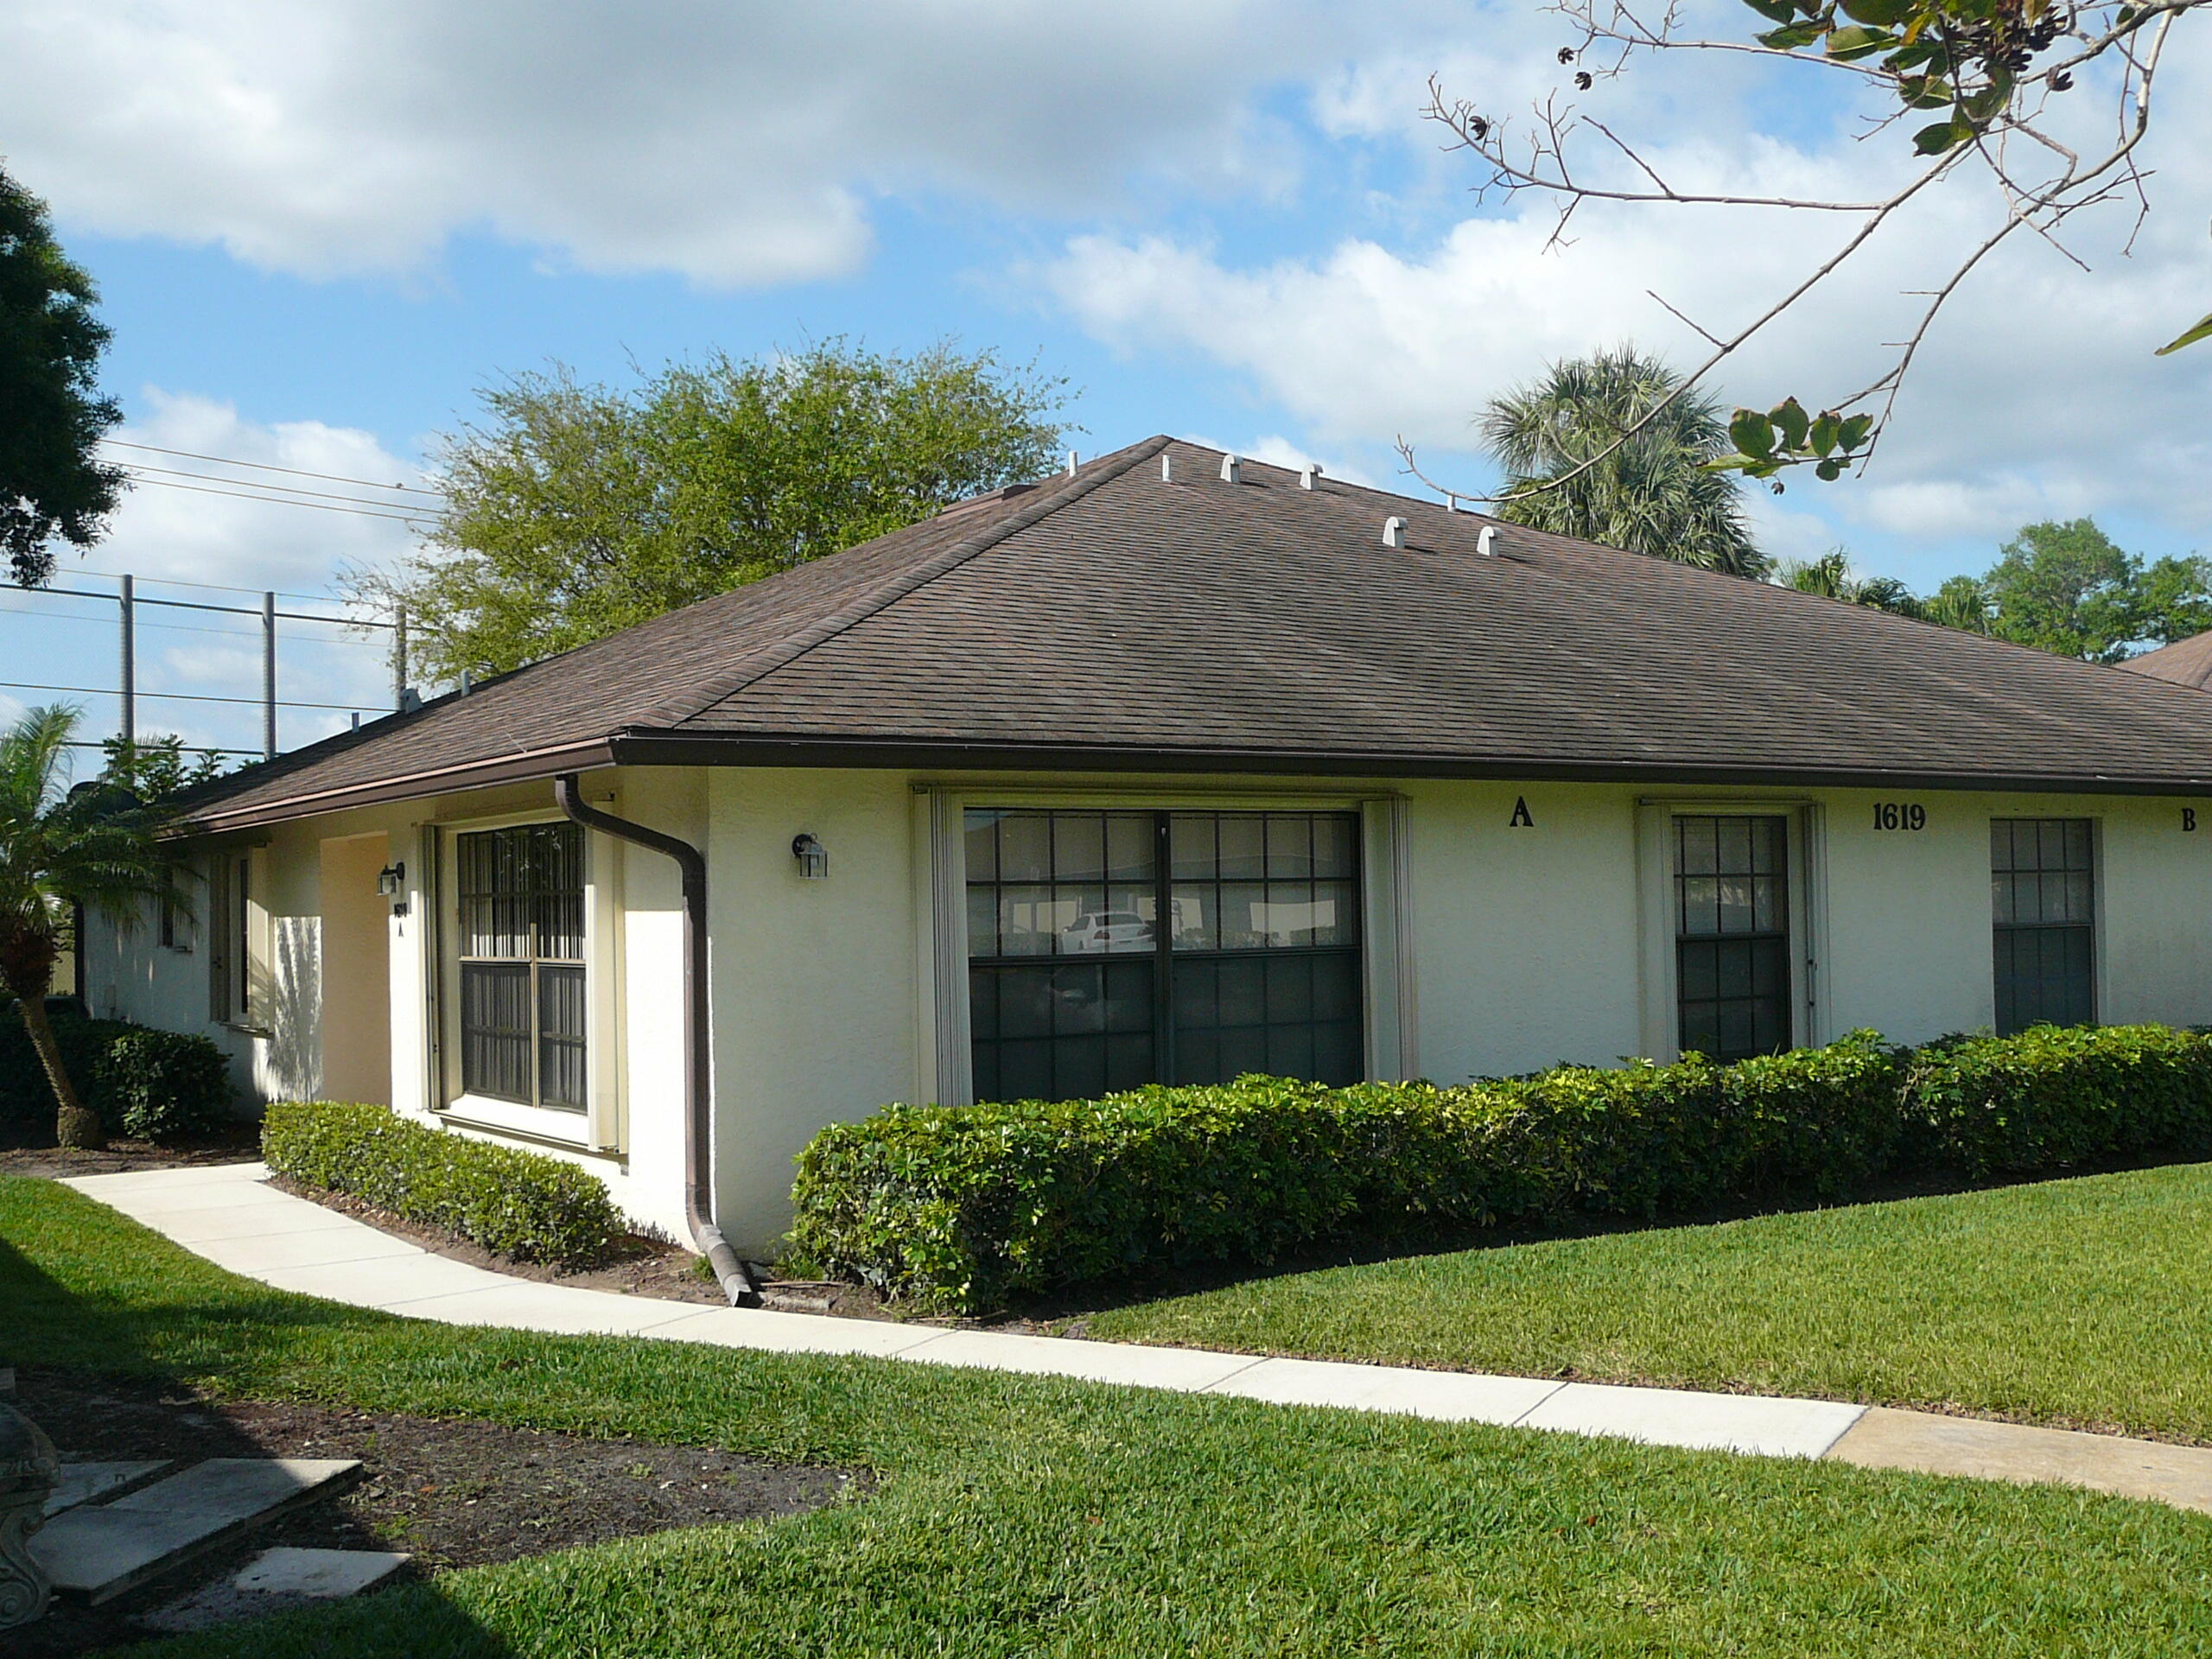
[1012,1147,2212,1324]
[1,1230,519,1659]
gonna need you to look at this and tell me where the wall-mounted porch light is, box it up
[375,861,406,897]
[791,833,830,880]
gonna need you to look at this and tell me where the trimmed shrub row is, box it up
[261,1101,624,1268]
[787,1024,2212,1313]
[0,1003,232,1142]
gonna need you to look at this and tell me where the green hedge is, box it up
[788,1025,2212,1313]
[100,1027,234,1142]
[262,1101,624,1268]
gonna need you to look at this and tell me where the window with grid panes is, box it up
[455,823,587,1110]
[963,809,1363,1103]
[1991,818,2094,1034]
[1674,814,1792,1063]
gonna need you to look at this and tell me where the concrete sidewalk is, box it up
[56,1162,2212,1516]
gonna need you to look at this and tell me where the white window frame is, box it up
[1636,798,1827,1064]
[913,782,1414,1107]
[427,806,622,1153]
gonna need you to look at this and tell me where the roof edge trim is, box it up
[166,737,618,836]
[606,730,2212,798]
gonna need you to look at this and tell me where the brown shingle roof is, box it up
[2120,631,2212,691]
[175,435,2212,830]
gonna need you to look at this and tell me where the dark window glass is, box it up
[964,809,1363,1102]
[1675,815,1790,1064]
[456,823,587,1109]
[1992,818,2094,1033]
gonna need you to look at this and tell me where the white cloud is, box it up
[1043,38,2212,550]
[48,391,411,753]
[77,390,429,594]
[0,1,1481,288]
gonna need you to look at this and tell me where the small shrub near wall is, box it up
[262,1101,623,1268]
[788,1025,2212,1315]
[100,1027,234,1141]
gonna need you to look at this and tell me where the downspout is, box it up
[553,774,760,1307]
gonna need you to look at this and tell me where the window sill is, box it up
[221,1020,270,1039]
[438,1094,620,1159]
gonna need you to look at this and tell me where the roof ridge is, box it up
[629,435,1173,730]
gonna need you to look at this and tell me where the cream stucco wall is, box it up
[85,761,2212,1256]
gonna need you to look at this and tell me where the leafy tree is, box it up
[100,733,226,802]
[1920,574,1993,635]
[353,339,1069,681]
[1975,518,2212,664]
[1480,346,1767,578]
[0,162,126,586]
[0,705,179,1148]
[1776,548,1922,614]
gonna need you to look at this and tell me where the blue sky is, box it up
[3,2,2207,757]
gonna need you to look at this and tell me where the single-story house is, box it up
[84,435,2212,1287]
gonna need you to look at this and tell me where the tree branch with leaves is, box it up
[1400,0,2203,504]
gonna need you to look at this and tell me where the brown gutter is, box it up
[168,738,620,836]
[604,731,2212,800]
[552,773,759,1307]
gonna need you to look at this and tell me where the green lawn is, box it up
[1084,1160,2212,1444]
[10,1174,2212,1656]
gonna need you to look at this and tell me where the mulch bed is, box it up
[11,1365,866,1656]
[0,1122,263,1181]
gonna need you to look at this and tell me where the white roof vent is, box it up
[1382,516,1408,549]
[1065,450,1079,478]
[1220,453,1242,484]
[1161,452,1173,481]
[1478,525,1498,557]
[1300,463,1322,490]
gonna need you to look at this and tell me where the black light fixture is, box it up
[791,833,829,880]
[376,861,406,897]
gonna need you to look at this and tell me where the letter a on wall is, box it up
[1510,796,1534,829]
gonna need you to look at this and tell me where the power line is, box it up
[0,600,269,643]
[99,438,443,499]
[86,569,379,610]
[0,581,396,631]
[0,679,381,714]
[122,473,437,526]
[123,461,446,515]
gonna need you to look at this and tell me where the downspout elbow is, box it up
[553,772,760,1307]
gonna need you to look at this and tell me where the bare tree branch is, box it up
[1403,0,2203,505]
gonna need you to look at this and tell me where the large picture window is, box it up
[1675,814,1791,1064]
[456,823,586,1111]
[1992,818,2094,1034]
[964,809,1363,1103]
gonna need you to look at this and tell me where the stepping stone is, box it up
[30,1458,360,1604]
[44,1460,173,1516]
[142,1548,411,1635]
[235,1546,411,1598]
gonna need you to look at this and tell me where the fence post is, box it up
[118,574,135,749]
[262,591,277,760]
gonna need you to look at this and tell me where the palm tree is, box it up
[1776,549,1923,617]
[1482,346,1767,578]
[0,705,178,1148]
